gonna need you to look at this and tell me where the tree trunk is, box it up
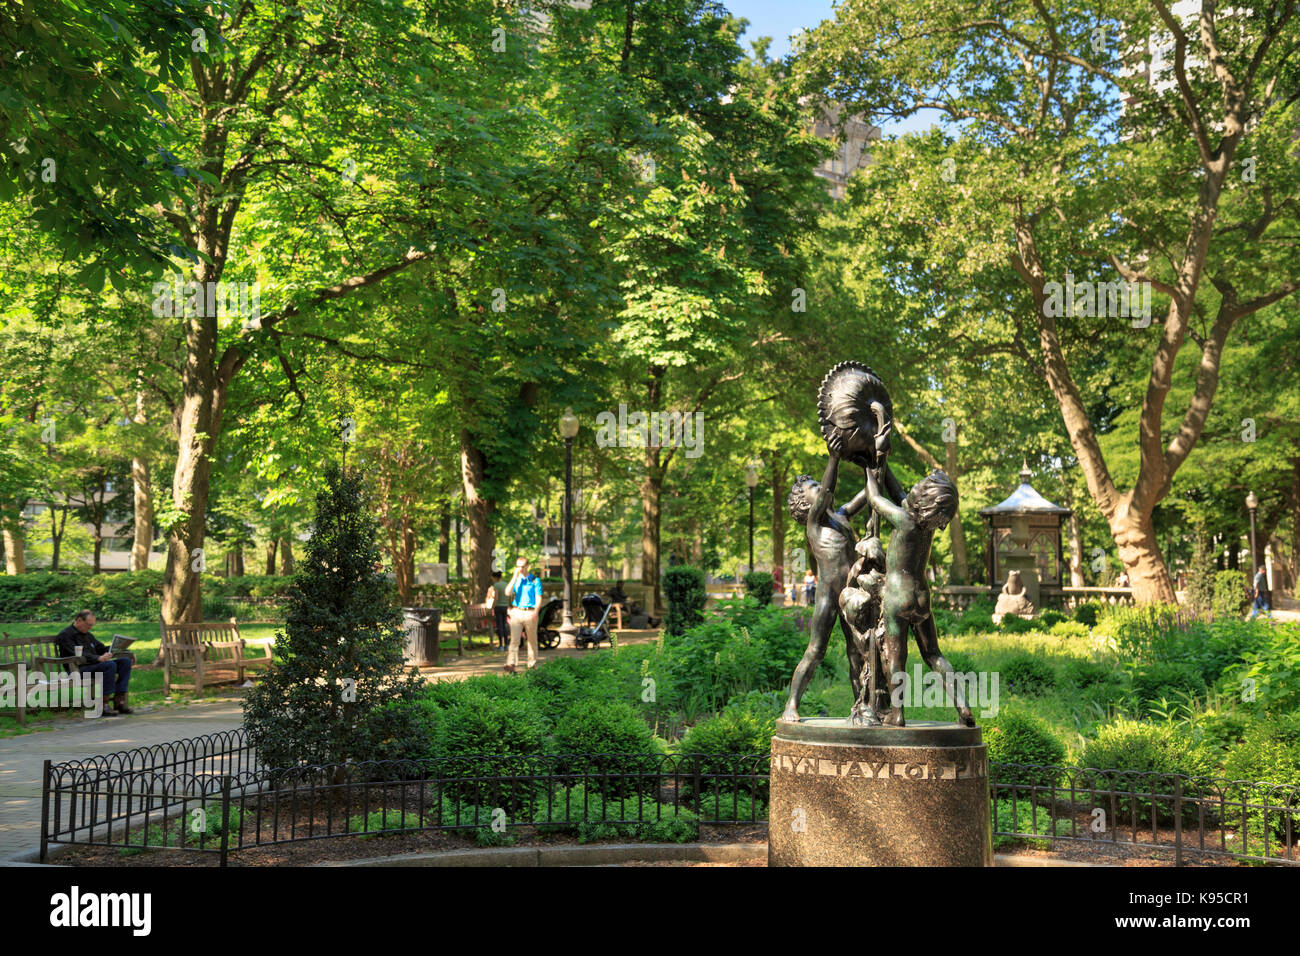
[640,454,662,616]
[438,502,450,564]
[394,518,415,605]
[279,535,294,575]
[49,504,67,573]
[131,455,153,571]
[944,441,969,584]
[454,513,462,579]
[461,431,495,604]
[92,534,103,574]
[1068,510,1085,587]
[640,367,666,615]
[1292,459,1300,589]
[130,388,153,572]
[265,539,278,576]
[1110,507,1178,604]
[770,452,786,597]
[2,523,24,574]
[160,243,228,623]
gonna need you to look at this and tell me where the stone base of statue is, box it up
[768,718,993,867]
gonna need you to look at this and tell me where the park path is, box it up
[0,698,246,863]
[0,628,662,863]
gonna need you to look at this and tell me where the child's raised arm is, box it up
[841,470,872,518]
[809,435,845,521]
[867,468,908,529]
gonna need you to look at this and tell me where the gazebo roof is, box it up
[978,462,1071,516]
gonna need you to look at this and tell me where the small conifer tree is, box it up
[244,465,428,772]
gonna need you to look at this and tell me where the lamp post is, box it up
[1246,490,1259,578]
[745,463,759,573]
[559,408,580,644]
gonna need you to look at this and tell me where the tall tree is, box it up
[798,1,1300,601]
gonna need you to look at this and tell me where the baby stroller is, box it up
[575,593,616,649]
[536,597,563,650]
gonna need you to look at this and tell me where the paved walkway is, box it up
[0,698,246,862]
[421,627,662,681]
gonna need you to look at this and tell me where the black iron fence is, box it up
[991,762,1299,865]
[42,731,768,865]
[41,731,1299,866]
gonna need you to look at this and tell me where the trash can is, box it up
[401,607,442,666]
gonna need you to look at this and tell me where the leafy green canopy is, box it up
[0,1,218,268]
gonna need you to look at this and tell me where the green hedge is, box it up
[742,571,775,607]
[1078,719,1216,825]
[1000,654,1056,697]
[986,711,1066,792]
[663,565,707,636]
[1212,570,1249,619]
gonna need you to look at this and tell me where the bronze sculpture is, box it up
[785,363,974,728]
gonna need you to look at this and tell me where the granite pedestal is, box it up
[768,718,993,867]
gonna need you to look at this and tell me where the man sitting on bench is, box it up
[55,609,133,716]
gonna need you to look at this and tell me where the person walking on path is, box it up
[1249,565,1272,620]
[54,609,134,717]
[803,569,816,607]
[484,570,511,649]
[505,557,542,673]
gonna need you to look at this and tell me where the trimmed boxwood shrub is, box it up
[943,650,978,674]
[1049,620,1090,639]
[1073,602,1101,627]
[678,692,776,800]
[1000,654,1056,696]
[1130,661,1205,706]
[1062,659,1117,689]
[1038,610,1068,628]
[1078,720,1216,825]
[952,600,995,634]
[985,711,1066,793]
[552,698,664,794]
[743,571,775,607]
[998,614,1037,634]
[1222,714,1300,849]
[1079,719,1214,776]
[1212,570,1249,619]
[428,691,552,812]
[663,565,707,636]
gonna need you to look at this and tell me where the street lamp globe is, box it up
[559,407,580,440]
[1246,490,1258,511]
[745,463,759,489]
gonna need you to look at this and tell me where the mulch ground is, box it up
[53,817,1271,867]
[53,823,769,867]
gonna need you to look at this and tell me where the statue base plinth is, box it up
[768,719,993,867]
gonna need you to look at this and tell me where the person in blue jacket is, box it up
[505,556,542,672]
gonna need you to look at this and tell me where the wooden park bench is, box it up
[160,618,273,695]
[457,603,496,651]
[0,634,129,725]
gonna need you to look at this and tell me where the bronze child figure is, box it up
[839,534,889,724]
[782,433,905,722]
[865,465,975,727]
